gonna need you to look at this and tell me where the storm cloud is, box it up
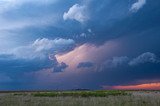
[77,62,94,68]
[0,0,160,90]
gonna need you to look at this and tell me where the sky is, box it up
[0,0,160,90]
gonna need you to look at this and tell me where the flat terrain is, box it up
[0,90,159,106]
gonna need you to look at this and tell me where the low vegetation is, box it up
[0,91,159,106]
[32,90,127,97]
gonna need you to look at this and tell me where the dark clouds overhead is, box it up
[0,0,160,90]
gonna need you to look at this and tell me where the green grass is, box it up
[32,90,128,97]
[0,91,159,106]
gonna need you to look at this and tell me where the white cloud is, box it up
[79,29,94,38]
[80,33,87,37]
[130,0,146,12]
[9,38,75,60]
[63,4,89,23]
[129,52,158,66]
[88,29,92,33]
[33,38,75,52]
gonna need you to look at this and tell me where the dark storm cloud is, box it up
[77,62,94,68]
[0,54,53,74]
[93,52,160,88]
[83,0,160,44]
[59,52,160,89]
[3,0,159,45]
[69,63,160,89]
[99,63,160,86]
[101,52,159,69]
[0,0,160,90]
[53,62,68,72]
[103,56,129,68]
[0,53,68,90]
[0,38,75,84]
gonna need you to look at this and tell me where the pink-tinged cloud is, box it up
[103,83,160,90]
[56,40,121,72]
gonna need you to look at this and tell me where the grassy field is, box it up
[32,90,127,97]
[0,90,159,106]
